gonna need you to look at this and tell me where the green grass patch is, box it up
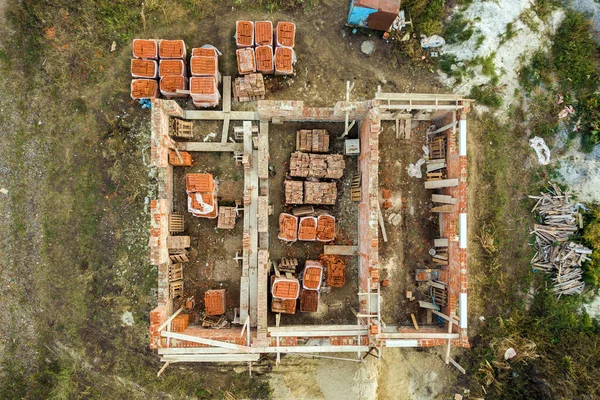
[403,0,446,35]
[470,85,502,108]
[444,12,475,44]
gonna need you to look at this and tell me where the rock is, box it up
[0,188,8,195]
[360,40,375,55]
[121,311,134,326]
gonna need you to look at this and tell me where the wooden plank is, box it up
[431,204,455,213]
[324,245,358,256]
[375,92,464,101]
[178,142,243,152]
[268,325,364,332]
[380,104,466,111]
[377,203,388,243]
[184,110,259,120]
[426,280,447,290]
[157,306,184,332]
[434,238,449,247]
[410,314,419,331]
[158,347,239,354]
[269,330,368,337]
[161,354,260,362]
[223,76,232,113]
[382,332,459,339]
[448,356,466,374]
[258,121,269,179]
[221,113,230,144]
[260,345,370,354]
[160,331,252,352]
[424,179,459,189]
[432,194,456,204]
[418,301,438,310]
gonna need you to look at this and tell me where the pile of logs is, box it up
[530,184,591,296]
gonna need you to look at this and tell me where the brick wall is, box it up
[257,100,371,122]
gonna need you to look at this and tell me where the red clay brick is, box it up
[274,46,293,75]
[189,76,217,96]
[255,21,273,46]
[276,22,296,48]
[131,59,157,78]
[192,47,218,57]
[160,76,187,98]
[132,39,158,59]
[159,59,185,77]
[302,261,323,290]
[300,289,319,312]
[236,21,254,47]
[185,173,214,193]
[190,56,217,76]
[159,39,186,59]
[298,216,317,241]
[255,45,274,74]
[168,150,192,166]
[272,277,300,299]
[236,48,256,75]
[204,289,226,316]
[131,79,158,99]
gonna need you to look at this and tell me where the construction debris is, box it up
[296,129,330,153]
[530,184,590,296]
[204,289,226,316]
[321,255,346,288]
[289,152,345,179]
[233,73,266,103]
[186,173,218,218]
[304,182,337,205]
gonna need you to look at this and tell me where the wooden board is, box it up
[324,245,358,255]
[425,179,459,189]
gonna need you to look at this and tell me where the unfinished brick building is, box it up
[148,84,470,371]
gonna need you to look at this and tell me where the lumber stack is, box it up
[529,183,591,296]
[233,73,266,102]
[289,152,345,179]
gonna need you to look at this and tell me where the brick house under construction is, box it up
[148,86,470,371]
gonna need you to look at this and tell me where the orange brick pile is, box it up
[289,152,345,179]
[233,73,266,103]
[272,277,300,299]
[186,173,218,219]
[316,214,336,242]
[168,150,193,167]
[236,20,254,48]
[190,76,220,108]
[304,182,337,205]
[321,255,346,288]
[272,297,297,314]
[300,289,319,312]
[131,38,188,100]
[189,45,221,107]
[204,289,226,316]
[170,313,190,332]
[298,216,317,241]
[296,129,330,153]
[276,22,296,48]
[234,20,296,76]
[278,213,298,242]
[302,260,323,290]
[284,180,304,204]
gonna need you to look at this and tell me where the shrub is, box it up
[470,85,503,108]
[445,13,475,44]
[582,205,600,285]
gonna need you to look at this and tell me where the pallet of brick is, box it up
[304,181,337,205]
[131,79,158,99]
[276,22,296,48]
[302,260,323,290]
[298,216,317,241]
[316,214,335,242]
[300,289,319,312]
[272,297,297,314]
[284,180,304,204]
[322,255,345,287]
[168,150,192,167]
[233,73,266,103]
[170,313,190,332]
[236,20,254,48]
[296,129,330,152]
[217,206,236,229]
[159,59,186,77]
[204,289,226,316]
[289,153,345,179]
[255,21,273,46]
[132,39,158,59]
[190,76,220,108]
[159,39,186,59]
[188,192,218,219]
[186,173,214,193]
[167,235,190,250]
[255,45,274,74]
[272,276,300,299]
[192,45,220,57]
[131,59,158,78]
[274,46,294,75]
[160,76,188,99]
[190,55,219,79]
[278,213,298,242]
[236,48,256,75]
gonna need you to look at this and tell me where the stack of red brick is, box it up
[271,275,300,314]
[131,39,187,100]
[189,46,221,108]
[186,173,218,219]
[300,261,323,312]
[235,20,296,76]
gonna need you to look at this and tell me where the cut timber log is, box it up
[425,179,459,189]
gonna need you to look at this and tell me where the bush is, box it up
[470,85,503,108]
[582,205,600,285]
[444,13,475,44]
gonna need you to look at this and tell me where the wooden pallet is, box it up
[169,250,189,263]
[432,286,447,307]
[170,280,184,299]
[278,258,298,274]
[169,118,194,139]
[169,263,183,282]
[351,173,361,202]
[430,136,446,159]
[169,213,185,234]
